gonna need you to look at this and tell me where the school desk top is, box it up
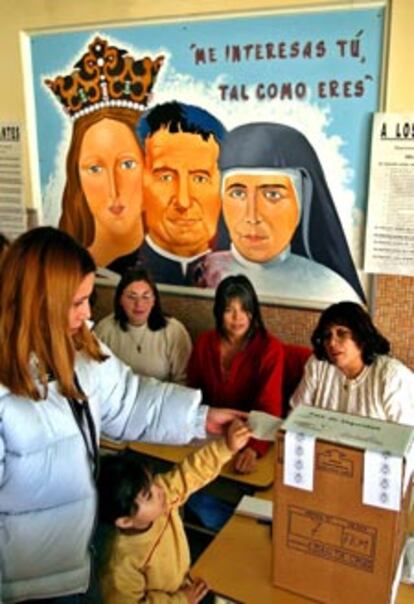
[191,505,414,604]
[126,440,275,488]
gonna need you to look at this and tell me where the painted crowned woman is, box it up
[45,36,164,274]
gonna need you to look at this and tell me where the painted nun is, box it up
[196,122,366,306]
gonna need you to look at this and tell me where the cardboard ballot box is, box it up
[273,406,414,604]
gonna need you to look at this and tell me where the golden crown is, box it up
[45,36,164,120]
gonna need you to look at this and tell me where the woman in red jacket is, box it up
[188,274,284,474]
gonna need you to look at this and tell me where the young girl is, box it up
[98,419,251,603]
[188,274,284,474]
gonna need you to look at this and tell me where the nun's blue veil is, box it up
[219,122,366,303]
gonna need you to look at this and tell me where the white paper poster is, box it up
[0,123,26,240]
[364,112,414,276]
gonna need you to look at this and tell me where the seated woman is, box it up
[188,274,284,473]
[291,301,414,425]
[95,268,192,384]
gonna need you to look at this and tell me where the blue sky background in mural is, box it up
[28,6,384,272]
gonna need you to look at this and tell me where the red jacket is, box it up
[187,329,284,456]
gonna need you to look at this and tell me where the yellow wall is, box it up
[2,0,414,365]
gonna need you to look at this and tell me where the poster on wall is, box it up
[24,5,385,308]
[0,123,26,240]
[364,112,414,276]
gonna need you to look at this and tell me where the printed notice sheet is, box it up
[364,113,414,276]
[0,123,26,240]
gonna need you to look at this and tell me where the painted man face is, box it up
[222,171,300,263]
[143,128,221,257]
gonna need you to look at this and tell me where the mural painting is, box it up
[28,6,385,307]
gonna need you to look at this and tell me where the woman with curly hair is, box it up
[291,301,414,424]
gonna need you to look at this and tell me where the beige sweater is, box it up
[95,315,192,384]
[100,439,233,603]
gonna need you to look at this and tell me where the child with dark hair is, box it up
[98,419,251,603]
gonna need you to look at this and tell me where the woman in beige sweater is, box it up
[95,268,192,384]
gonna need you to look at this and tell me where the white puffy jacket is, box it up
[0,345,205,602]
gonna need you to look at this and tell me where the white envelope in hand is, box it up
[248,410,283,441]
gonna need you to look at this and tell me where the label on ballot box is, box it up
[283,431,315,492]
[273,406,414,604]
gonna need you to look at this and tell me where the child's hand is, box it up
[234,446,258,474]
[226,418,252,453]
[183,577,209,603]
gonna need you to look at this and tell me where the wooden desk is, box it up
[191,507,414,604]
[100,437,127,452]
[125,440,275,489]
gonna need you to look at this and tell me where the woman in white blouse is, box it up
[291,301,414,425]
[95,268,192,384]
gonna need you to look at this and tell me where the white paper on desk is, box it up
[248,411,283,441]
[235,495,273,521]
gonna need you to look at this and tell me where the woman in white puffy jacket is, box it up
[0,227,240,604]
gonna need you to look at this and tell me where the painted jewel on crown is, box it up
[45,36,164,120]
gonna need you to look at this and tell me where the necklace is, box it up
[127,323,147,354]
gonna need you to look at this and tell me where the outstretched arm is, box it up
[158,419,252,507]
[206,407,248,435]
[89,344,207,445]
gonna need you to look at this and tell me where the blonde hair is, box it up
[59,107,142,246]
[0,227,106,400]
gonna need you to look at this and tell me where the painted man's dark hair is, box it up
[137,100,226,145]
[311,301,390,365]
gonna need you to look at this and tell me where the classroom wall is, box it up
[1,0,414,367]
